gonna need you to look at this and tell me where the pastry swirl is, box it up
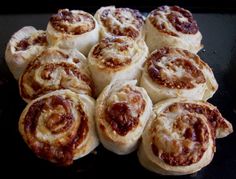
[19,47,94,102]
[145,6,202,53]
[140,47,218,103]
[138,98,233,175]
[19,90,99,166]
[96,80,152,154]
[88,36,148,95]
[46,9,99,56]
[5,26,48,80]
[95,6,145,40]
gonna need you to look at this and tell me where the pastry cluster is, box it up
[5,5,233,174]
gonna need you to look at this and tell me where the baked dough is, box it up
[19,47,94,102]
[140,47,218,103]
[5,26,47,80]
[145,6,202,53]
[46,9,99,56]
[19,89,99,166]
[88,36,148,96]
[96,80,152,154]
[138,98,233,175]
[95,6,145,40]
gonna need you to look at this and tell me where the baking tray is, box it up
[0,12,236,178]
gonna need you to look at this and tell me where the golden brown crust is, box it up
[91,37,132,70]
[149,6,198,36]
[19,49,94,102]
[15,32,47,51]
[50,9,95,35]
[97,6,144,39]
[146,47,206,89]
[104,85,146,136]
[19,92,88,166]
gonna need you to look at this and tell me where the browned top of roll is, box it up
[104,85,146,136]
[100,7,144,39]
[15,32,47,51]
[147,47,206,89]
[148,6,199,37]
[150,102,215,166]
[50,9,96,35]
[22,95,88,165]
[92,37,133,69]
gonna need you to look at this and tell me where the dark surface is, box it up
[0,13,236,178]
[1,0,236,14]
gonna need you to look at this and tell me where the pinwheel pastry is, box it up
[140,47,218,103]
[88,36,148,96]
[96,80,152,154]
[138,98,233,175]
[5,26,47,80]
[145,5,202,53]
[19,89,99,166]
[94,6,145,40]
[19,47,94,102]
[46,9,99,56]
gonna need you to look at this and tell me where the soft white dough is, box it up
[138,98,215,175]
[19,47,94,103]
[95,80,152,154]
[19,89,99,164]
[5,26,47,80]
[145,6,203,54]
[46,9,100,56]
[95,6,145,40]
[88,36,148,96]
[140,48,218,103]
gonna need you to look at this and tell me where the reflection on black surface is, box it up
[225,41,236,109]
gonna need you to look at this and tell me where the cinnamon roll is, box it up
[138,98,233,175]
[5,26,47,80]
[96,80,152,154]
[95,6,145,40]
[88,36,148,96]
[19,89,99,166]
[145,6,202,53]
[140,47,218,103]
[19,47,94,103]
[46,9,99,56]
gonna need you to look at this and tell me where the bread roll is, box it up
[5,26,47,80]
[96,80,152,154]
[19,90,99,165]
[145,6,202,53]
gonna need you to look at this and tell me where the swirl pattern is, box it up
[140,47,218,103]
[95,6,145,39]
[46,9,99,56]
[88,36,148,95]
[96,80,152,154]
[5,26,48,80]
[50,9,95,35]
[19,90,99,166]
[145,6,202,53]
[19,48,94,102]
[138,98,233,175]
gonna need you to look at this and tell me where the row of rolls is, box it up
[5,5,233,175]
